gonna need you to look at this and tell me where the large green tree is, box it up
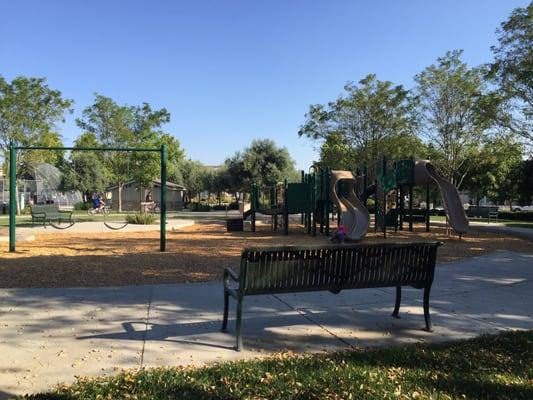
[490,2,533,144]
[61,132,110,196]
[461,134,523,208]
[414,50,500,189]
[0,75,72,211]
[76,95,176,211]
[299,74,419,173]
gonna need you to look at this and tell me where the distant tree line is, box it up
[0,80,298,210]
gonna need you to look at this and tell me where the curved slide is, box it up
[330,170,370,241]
[414,160,469,234]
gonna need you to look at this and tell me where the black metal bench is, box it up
[30,204,74,229]
[222,241,442,351]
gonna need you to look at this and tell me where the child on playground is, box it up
[330,224,348,243]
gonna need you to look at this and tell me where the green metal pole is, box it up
[9,143,16,252]
[160,144,167,252]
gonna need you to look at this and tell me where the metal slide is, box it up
[329,170,370,241]
[414,160,469,234]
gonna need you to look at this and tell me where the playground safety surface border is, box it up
[0,222,531,288]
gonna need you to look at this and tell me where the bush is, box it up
[498,210,533,221]
[212,204,228,211]
[365,198,375,213]
[125,212,157,225]
[188,203,211,212]
[74,202,91,211]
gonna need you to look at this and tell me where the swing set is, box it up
[7,143,169,252]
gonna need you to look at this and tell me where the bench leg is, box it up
[423,286,432,332]
[221,289,229,333]
[391,286,401,318]
[236,297,243,351]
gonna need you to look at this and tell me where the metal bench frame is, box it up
[222,241,442,351]
[30,204,73,228]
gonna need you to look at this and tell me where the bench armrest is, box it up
[224,266,239,282]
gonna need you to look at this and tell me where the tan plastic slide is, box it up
[330,170,370,241]
[414,160,469,234]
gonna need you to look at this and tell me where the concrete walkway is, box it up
[0,251,532,397]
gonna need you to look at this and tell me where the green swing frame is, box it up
[7,142,168,252]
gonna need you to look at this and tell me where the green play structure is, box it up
[375,156,431,238]
[249,174,316,235]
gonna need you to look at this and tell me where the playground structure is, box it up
[239,156,468,241]
[248,176,315,235]
[374,157,469,238]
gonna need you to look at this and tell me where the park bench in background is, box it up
[222,241,442,351]
[30,204,73,228]
[466,206,499,223]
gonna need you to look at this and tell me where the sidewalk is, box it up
[0,251,531,397]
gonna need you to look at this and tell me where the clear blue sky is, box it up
[0,0,527,170]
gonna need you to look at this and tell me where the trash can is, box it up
[226,217,244,232]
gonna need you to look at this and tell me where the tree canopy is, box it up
[299,74,419,173]
[490,2,533,144]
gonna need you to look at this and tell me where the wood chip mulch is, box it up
[0,222,531,288]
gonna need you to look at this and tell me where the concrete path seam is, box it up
[271,294,357,350]
[139,286,154,368]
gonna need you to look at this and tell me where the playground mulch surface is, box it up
[0,222,531,288]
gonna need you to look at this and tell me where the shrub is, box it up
[188,203,211,212]
[498,210,533,221]
[212,204,229,211]
[125,212,157,225]
[74,202,91,211]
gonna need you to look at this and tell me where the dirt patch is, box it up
[0,222,531,288]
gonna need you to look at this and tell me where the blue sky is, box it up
[0,0,527,170]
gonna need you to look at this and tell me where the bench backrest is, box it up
[239,242,441,296]
[31,204,60,215]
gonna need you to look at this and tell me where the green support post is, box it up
[325,168,330,235]
[426,185,430,232]
[408,184,414,232]
[300,171,305,225]
[9,143,16,252]
[160,144,167,252]
[311,173,316,236]
[251,183,256,232]
[283,179,289,235]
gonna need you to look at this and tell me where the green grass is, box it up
[24,330,533,400]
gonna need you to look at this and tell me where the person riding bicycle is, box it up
[92,194,106,212]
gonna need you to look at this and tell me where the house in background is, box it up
[106,179,185,211]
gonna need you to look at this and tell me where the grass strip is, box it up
[24,330,532,399]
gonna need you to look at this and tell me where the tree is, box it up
[461,134,523,207]
[518,158,533,205]
[0,75,72,156]
[179,159,208,202]
[489,2,533,144]
[299,74,419,174]
[76,95,172,211]
[61,132,110,196]
[414,50,500,189]
[0,75,72,212]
